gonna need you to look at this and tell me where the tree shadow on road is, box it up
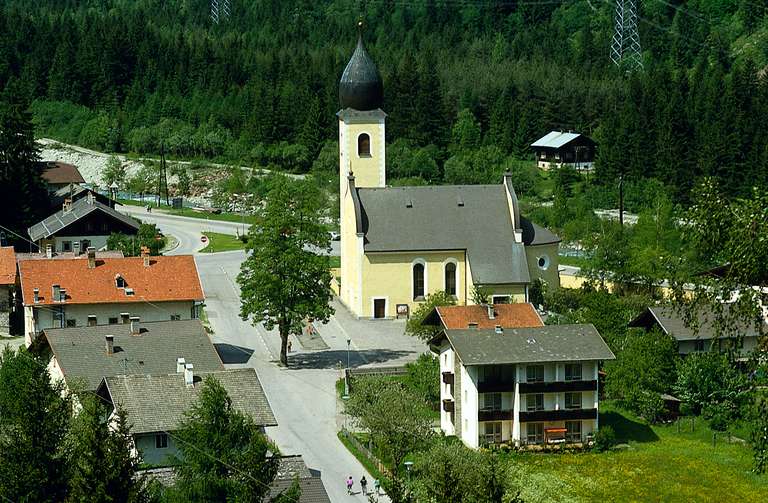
[286,349,415,370]
[214,343,255,364]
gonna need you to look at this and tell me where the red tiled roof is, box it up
[40,162,85,184]
[19,255,204,306]
[0,247,16,285]
[435,304,543,330]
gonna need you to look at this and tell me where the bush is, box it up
[593,426,616,452]
[636,391,666,424]
[703,403,729,432]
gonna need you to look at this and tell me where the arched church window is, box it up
[413,263,425,300]
[444,262,457,296]
[358,133,371,157]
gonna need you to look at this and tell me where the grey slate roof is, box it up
[531,131,582,149]
[28,196,140,241]
[51,184,118,209]
[101,368,277,434]
[38,320,223,390]
[356,184,532,284]
[629,305,767,341]
[270,456,332,503]
[521,217,561,246]
[441,324,615,365]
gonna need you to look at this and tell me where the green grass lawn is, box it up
[199,232,246,253]
[510,403,767,503]
[118,198,258,225]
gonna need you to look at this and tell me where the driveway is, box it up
[129,210,421,502]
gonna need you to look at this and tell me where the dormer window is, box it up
[357,133,371,157]
[125,288,135,296]
[115,274,125,288]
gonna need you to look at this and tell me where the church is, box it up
[337,33,560,319]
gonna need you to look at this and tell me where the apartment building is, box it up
[431,324,615,449]
[18,248,204,345]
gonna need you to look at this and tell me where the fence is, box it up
[339,429,389,476]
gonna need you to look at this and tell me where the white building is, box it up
[431,324,615,449]
[18,249,204,345]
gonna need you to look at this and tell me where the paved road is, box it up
[120,206,341,257]
[122,207,422,502]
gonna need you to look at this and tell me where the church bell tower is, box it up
[338,23,386,191]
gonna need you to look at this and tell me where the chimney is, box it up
[52,284,61,302]
[487,304,495,320]
[129,316,141,335]
[63,199,72,213]
[33,288,39,303]
[105,335,114,355]
[141,246,150,267]
[87,247,96,268]
[184,363,194,386]
[495,325,503,335]
[176,357,186,373]
[45,244,52,259]
[73,241,80,256]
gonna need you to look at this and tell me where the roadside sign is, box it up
[201,236,208,243]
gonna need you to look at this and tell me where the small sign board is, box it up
[396,304,409,319]
[201,235,208,243]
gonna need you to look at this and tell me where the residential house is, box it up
[30,319,224,392]
[422,303,544,330]
[28,194,140,253]
[430,324,615,449]
[40,161,86,193]
[0,246,16,336]
[19,248,204,345]
[51,184,119,210]
[335,33,561,319]
[531,131,596,171]
[629,305,766,359]
[97,368,276,465]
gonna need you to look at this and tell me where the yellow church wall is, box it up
[359,251,467,318]
[339,179,362,314]
[526,243,561,289]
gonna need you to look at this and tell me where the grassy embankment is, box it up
[199,232,247,253]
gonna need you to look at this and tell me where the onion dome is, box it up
[339,32,383,111]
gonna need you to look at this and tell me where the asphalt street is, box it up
[119,206,419,502]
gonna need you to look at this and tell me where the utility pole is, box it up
[618,174,624,228]
[611,0,643,72]
[211,0,231,24]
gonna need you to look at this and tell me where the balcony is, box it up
[442,399,455,413]
[518,408,598,423]
[478,409,513,422]
[518,379,597,394]
[477,379,515,393]
[442,372,454,385]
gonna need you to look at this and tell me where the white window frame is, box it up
[357,132,372,158]
[527,423,544,444]
[526,365,544,383]
[492,295,510,304]
[411,258,427,301]
[564,363,582,381]
[565,420,582,442]
[526,393,544,412]
[565,392,582,410]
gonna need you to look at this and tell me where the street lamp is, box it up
[344,337,351,396]
[109,181,119,206]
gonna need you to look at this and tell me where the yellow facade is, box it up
[338,108,386,190]
[525,243,561,288]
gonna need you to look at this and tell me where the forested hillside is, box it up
[1,0,767,202]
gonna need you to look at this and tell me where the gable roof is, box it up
[0,247,16,285]
[531,131,585,149]
[40,162,85,185]
[28,196,140,241]
[51,184,119,209]
[19,255,204,306]
[100,368,277,434]
[425,303,544,330]
[270,456,332,503]
[437,324,615,365]
[629,305,767,341]
[35,320,223,390]
[356,184,532,284]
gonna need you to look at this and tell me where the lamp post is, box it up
[344,337,351,396]
[109,181,119,206]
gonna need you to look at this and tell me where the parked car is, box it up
[329,231,340,241]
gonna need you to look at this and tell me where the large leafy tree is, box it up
[66,395,145,503]
[0,347,70,502]
[238,175,333,366]
[404,290,455,342]
[345,376,433,503]
[170,376,293,502]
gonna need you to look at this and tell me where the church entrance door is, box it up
[373,299,386,319]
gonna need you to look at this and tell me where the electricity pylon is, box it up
[211,0,231,25]
[610,0,643,71]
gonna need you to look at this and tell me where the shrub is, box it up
[403,353,440,408]
[636,391,666,424]
[593,425,616,452]
[703,403,729,432]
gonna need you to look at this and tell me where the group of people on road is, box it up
[346,475,380,497]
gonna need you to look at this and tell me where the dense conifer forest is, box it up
[1,0,767,202]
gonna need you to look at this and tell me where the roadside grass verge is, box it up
[510,403,767,502]
[199,232,246,253]
[337,431,387,482]
[118,198,257,225]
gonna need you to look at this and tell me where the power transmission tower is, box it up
[211,0,231,25]
[611,0,643,71]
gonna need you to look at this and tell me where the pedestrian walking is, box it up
[360,476,368,495]
[346,476,354,495]
[373,478,380,496]
[287,339,292,353]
